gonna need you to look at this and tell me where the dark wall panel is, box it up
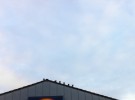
[64,87,71,100]
[42,82,50,96]
[71,89,79,100]
[12,91,20,100]
[93,95,99,100]
[35,83,43,96]
[99,97,106,100]
[5,93,12,100]
[56,84,64,96]
[85,92,93,100]
[78,91,85,100]
[28,86,36,97]
[0,95,4,100]
[50,82,57,96]
[20,88,28,100]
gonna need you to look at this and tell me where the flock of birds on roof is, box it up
[43,78,74,87]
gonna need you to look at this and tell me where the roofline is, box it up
[0,79,118,100]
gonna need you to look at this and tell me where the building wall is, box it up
[0,81,113,100]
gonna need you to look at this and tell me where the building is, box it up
[0,79,117,100]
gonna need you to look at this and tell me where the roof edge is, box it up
[0,79,118,100]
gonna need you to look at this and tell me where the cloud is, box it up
[0,0,135,99]
[0,32,29,93]
[0,66,29,92]
[121,92,135,100]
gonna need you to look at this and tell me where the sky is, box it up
[0,0,135,100]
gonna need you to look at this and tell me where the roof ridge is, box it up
[46,79,118,100]
[0,79,118,100]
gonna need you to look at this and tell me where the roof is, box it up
[0,79,118,100]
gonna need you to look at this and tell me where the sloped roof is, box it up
[0,79,117,100]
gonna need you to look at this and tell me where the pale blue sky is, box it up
[0,0,135,100]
